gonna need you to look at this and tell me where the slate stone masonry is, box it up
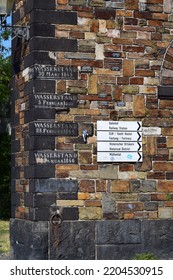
[11,0,173,259]
[10,219,173,259]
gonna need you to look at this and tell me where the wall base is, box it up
[10,219,173,260]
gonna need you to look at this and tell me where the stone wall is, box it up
[11,0,173,259]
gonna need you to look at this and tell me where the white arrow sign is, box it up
[97,121,142,131]
[97,131,142,142]
[97,152,142,162]
[97,141,142,152]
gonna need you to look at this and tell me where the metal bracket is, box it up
[50,210,62,226]
[83,129,89,143]
[12,25,30,40]
[0,16,29,40]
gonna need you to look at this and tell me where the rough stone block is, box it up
[141,180,156,192]
[25,0,55,13]
[102,193,116,213]
[29,178,78,193]
[33,207,57,221]
[158,86,173,100]
[24,136,55,151]
[30,10,77,25]
[95,9,115,20]
[133,95,145,117]
[111,180,129,192]
[24,51,55,68]
[25,108,55,122]
[123,60,134,76]
[79,207,102,220]
[142,220,173,259]
[61,207,79,220]
[97,244,142,260]
[24,80,55,95]
[50,221,95,259]
[117,202,144,212]
[24,165,55,179]
[29,38,77,52]
[30,23,55,38]
[25,193,57,207]
[99,165,118,179]
[10,219,48,260]
[144,201,158,211]
[11,140,20,153]
[96,220,141,244]
[157,180,173,192]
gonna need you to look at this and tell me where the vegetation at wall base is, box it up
[132,252,158,260]
[0,220,10,255]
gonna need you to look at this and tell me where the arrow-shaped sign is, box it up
[97,141,142,152]
[138,152,142,162]
[97,121,142,131]
[137,121,141,131]
[97,131,142,142]
[137,142,142,151]
[137,131,141,141]
[97,152,143,162]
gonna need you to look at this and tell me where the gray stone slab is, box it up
[96,220,141,244]
[29,178,78,193]
[142,220,173,259]
[10,219,48,260]
[97,244,142,260]
[50,221,95,259]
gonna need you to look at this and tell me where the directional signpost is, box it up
[97,121,142,162]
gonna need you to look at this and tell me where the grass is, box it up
[132,252,158,260]
[0,220,10,254]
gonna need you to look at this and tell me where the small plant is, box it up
[165,194,173,201]
[132,252,158,260]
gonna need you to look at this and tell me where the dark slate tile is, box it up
[96,220,141,244]
[50,221,95,259]
[142,220,173,259]
[29,38,77,52]
[29,179,78,193]
[97,244,142,260]
[30,10,77,25]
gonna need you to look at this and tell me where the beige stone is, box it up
[99,165,118,179]
[122,85,139,94]
[123,60,134,77]
[158,207,173,219]
[139,86,156,94]
[69,170,99,179]
[144,77,159,85]
[78,193,90,200]
[85,32,96,40]
[88,75,98,94]
[79,207,102,220]
[95,43,104,60]
[56,200,84,207]
[133,95,145,117]
[118,172,138,180]
[99,20,107,33]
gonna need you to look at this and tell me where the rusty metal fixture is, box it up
[50,210,62,226]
